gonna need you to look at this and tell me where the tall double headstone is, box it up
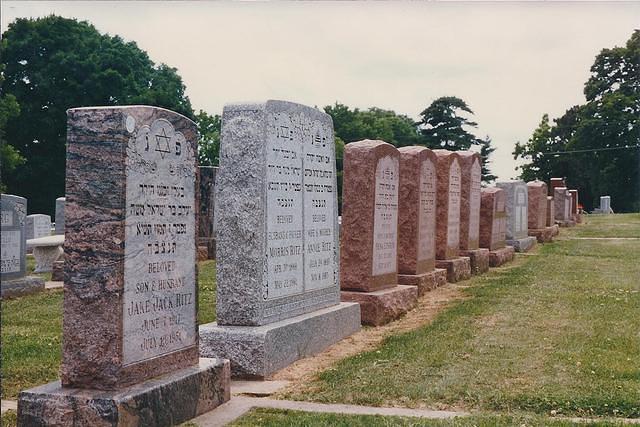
[496,180,537,252]
[1,195,45,298]
[479,188,515,267]
[457,151,489,274]
[18,106,230,426]
[396,146,447,295]
[340,139,418,325]
[199,101,360,376]
[433,150,471,282]
[527,181,554,243]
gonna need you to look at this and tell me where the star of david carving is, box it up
[154,128,171,158]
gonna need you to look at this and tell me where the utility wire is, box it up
[539,145,640,156]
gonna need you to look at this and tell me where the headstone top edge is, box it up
[1,194,26,203]
[66,105,196,126]
[398,145,437,160]
[346,139,398,153]
[223,100,331,122]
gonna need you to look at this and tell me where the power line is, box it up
[538,145,640,156]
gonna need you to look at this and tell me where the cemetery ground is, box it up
[1,214,639,426]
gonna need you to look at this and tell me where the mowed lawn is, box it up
[283,214,640,418]
[0,260,217,400]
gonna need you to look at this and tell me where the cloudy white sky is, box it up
[2,1,639,180]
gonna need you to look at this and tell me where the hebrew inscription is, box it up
[372,155,399,276]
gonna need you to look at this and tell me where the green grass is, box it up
[0,261,217,399]
[285,220,640,418]
[1,410,17,427]
[25,255,52,282]
[229,408,632,426]
[571,213,640,238]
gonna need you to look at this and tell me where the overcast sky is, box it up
[2,1,639,180]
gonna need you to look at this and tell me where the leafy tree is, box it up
[0,64,24,192]
[479,135,497,183]
[195,110,221,166]
[418,96,480,150]
[1,15,194,214]
[514,31,639,211]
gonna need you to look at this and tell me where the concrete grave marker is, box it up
[479,187,514,267]
[433,150,471,282]
[199,101,360,377]
[1,194,44,298]
[396,146,447,295]
[496,180,536,252]
[54,197,65,235]
[26,214,52,240]
[458,151,489,275]
[340,139,418,326]
[18,105,229,426]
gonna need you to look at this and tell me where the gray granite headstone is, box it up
[600,196,611,214]
[496,180,536,252]
[55,197,65,235]
[26,214,52,240]
[200,100,360,378]
[1,194,27,280]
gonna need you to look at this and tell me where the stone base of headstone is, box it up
[460,249,490,275]
[557,220,576,227]
[17,358,230,427]
[341,286,417,327]
[488,246,515,267]
[435,257,472,283]
[197,245,209,262]
[529,227,555,243]
[551,224,560,236]
[506,236,537,252]
[398,268,447,296]
[1,276,45,299]
[573,214,582,223]
[199,303,360,378]
[51,260,64,282]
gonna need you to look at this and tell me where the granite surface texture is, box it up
[479,188,506,251]
[63,106,199,390]
[26,214,52,240]
[527,181,547,230]
[506,236,537,252]
[458,151,481,251]
[433,150,461,260]
[496,181,529,241]
[341,286,417,326]
[55,197,66,235]
[216,101,340,326]
[1,194,27,280]
[398,268,447,296]
[341,139,399,292]
[460,248,490,275]
[489,246,515,267]
[550,178,566,195]
[435,256,471,283]
[199,303,360,378]
[569,190,578,215]
[554,187,570,221]
[529,227,554,243]
[546,196,555,227]
[18,358,230,427]
[397,146,437,275]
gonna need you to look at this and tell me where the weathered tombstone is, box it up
[198,166,217,260]
[554,187,575,227]
[340,139,418,326]
[546,196,560,236]
[433,150,471,282]
[527,181,554,243]
[458,151,489,275]
[479,187,515,267]
[26,214,52,240]
[569,189,581,223]
[496,180,537,252]
[1,195,45,298]
[199,101,361,376]
[549,177,566,195]
[54,197,65,235]
[599,195,612,214]
[18,106,230,426]
[396,146,447,295]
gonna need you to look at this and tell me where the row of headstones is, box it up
[14,101,578,426]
